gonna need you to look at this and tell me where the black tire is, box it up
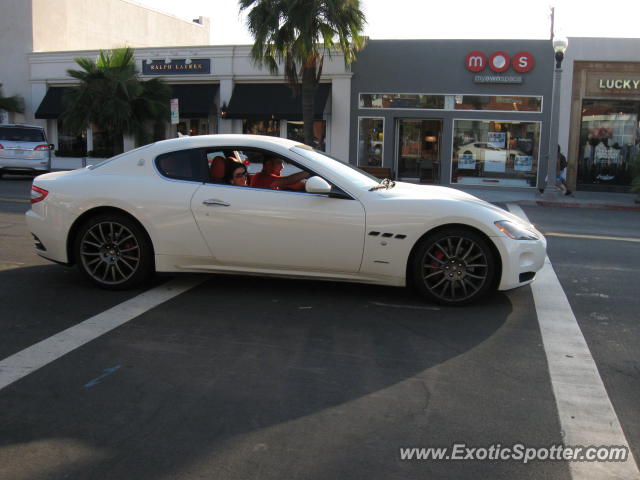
[74,213,154,289]
[411,227,497,306]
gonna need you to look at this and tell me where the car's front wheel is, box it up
[411,228,497,306]
[74,213,153,289]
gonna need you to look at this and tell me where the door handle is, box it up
[202,199,230,207]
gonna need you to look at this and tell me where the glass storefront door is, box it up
[396,119,442,183]
[578,99,639,192]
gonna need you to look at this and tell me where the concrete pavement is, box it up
[452,185,640,211]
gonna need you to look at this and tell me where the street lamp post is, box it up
[542,36,568,198]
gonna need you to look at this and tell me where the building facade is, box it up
[0,0,209,127]
[558,37,640,193]
[28,46,352,160]
[349,40,554,188]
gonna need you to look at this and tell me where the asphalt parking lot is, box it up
[1,175,638,479]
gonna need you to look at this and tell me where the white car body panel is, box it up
[26,134,546,295]
[190,183,366,272]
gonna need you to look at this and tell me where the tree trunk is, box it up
[301,64,317,147]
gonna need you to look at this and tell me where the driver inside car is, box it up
[250,155,310,190]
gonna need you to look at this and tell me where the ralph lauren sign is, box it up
[143,59,210,75]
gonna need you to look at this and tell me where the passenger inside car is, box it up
[225,158,249,186]
[250,155,310,190]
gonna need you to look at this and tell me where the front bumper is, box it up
[494,234,547,291]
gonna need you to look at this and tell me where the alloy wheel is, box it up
[79,221,141,285]
[420,235,490,303]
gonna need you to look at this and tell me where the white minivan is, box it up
[0,124,54,177]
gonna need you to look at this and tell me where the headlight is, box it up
[494,220,539,240]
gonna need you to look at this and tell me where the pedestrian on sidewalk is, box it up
[557,145,572,196]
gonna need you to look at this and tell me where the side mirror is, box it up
[305,176,331,194]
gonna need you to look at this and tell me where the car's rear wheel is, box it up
[74,213,153,289]
[411,228,496,306]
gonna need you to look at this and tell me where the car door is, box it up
[190,153,366,273]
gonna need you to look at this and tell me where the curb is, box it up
[518,199,640,212]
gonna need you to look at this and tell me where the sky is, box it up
[131,0,640,45]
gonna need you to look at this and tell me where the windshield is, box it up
[0,127,45,142]
[290,146,379,189]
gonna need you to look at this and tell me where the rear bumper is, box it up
[0,155,49,173]
[25,208,69,263]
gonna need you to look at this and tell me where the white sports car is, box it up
[26,135,546,305]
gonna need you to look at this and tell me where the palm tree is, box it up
[239,0,366,147]
[0,84,24,121]
[62,47,170,155]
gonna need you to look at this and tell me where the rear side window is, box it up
[155,148,205,181]
[0,127,45,142]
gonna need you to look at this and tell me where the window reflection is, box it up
[451,120,540,187]
[578,99,639,190]
[358,118,384,166]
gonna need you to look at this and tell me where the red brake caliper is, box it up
[430,250,445,273]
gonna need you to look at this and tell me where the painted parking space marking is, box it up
[507,203,640,480]
[84,365,122,388]
[0,277,203,392]
[545,231,640,243]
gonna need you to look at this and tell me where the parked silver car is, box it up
[0,124,53,177]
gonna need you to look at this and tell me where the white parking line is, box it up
[0,277,203,391]
[507,203,640,479]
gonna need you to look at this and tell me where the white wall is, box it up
[0,0,208,125]
[558,37,640,155]
[31,0,209,52]
[0,0,33,124]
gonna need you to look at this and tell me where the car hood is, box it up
[373,182,529,225]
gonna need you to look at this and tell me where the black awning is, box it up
[225,83,331,120]
[35,87,69,119]
[170,84,218,118]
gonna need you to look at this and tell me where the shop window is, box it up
[360,94,445,110]
[357,118,384,166]
[286,120,326,151]
[359,93,542,112]
[243,119,280,137]
[577,99,639,191]
[56,119,86,157]
[451,120,540,187]
[177,119,209,136]
[453,95,542,112]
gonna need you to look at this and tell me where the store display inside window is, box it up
[577,100,639,190]
[451,120,540,187]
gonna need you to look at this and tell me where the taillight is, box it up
[34,144,50,151]
[31,185,49,204]
[0,144,4,149]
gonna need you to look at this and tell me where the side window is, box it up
[155,149,205,181]
[237,149,303,176]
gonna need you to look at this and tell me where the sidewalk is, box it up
[451,185,640,211]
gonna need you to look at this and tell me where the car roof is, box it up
[152,134,303,152]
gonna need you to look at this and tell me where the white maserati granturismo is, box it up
[26,135,546,305]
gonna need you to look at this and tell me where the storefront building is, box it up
[349,40,554,188]
[558,38,640,193]
[28,45,352,161]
